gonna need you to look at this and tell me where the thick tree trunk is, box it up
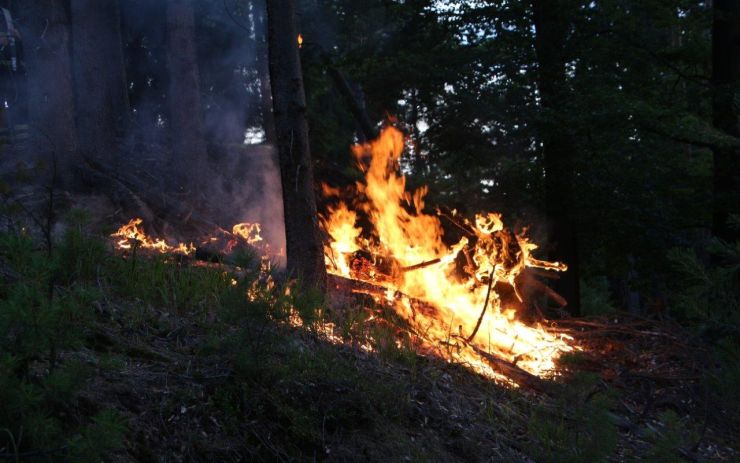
[711,0,740,243]
[166,0,207,194]
[531,0,580,315]
[18,0,78,182]
[266,0,326,290]
[70,0,128,162]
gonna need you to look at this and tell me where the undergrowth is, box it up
[0,228,126,461]
[1,212,736,461]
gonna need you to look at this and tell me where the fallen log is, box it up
[75,161,156,225]
[76,156,220,237]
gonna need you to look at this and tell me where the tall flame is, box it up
[322,127,573,378]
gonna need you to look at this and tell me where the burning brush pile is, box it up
[321,127,575,380]
[110,127,576,385]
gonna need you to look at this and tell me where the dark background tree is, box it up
[70,0,129,162]
[530,0,581,314]
[18,0,78,182]
[166,0,207,193]
[710,0,740,243]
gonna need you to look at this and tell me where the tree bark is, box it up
[70,0,128,162]
[531,0,580,315]
[255,3,277,145]
[18,0,78,182]
[266,0,326,291]
[711,0,740,243]
[165,0,207,194]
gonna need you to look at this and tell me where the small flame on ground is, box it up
[111,218,195,255]
[111,219,265,257]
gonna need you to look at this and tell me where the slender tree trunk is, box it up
[166,0,207,194]
[711,0,740,243]
[266,0,326,290]
[255,3,277,144]
[70,0,128,162]
[327,66,377,142]
[531,0,580,315]
[18,0,78,181]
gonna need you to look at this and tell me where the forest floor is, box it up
[1,210,738,462]
[77,295,739,462]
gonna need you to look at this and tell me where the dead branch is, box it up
[466,271,495,343]
[400,258,441,273]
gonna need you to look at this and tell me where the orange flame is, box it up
[297,33,304,48]
[111,218,195,255]
[321,127,574,378]
[232,222,263,246]
[111,219,265,256]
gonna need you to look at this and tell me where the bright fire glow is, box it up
[321,126,574,378]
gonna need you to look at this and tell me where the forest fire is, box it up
[321,127,575,378]
[110,128,575,381]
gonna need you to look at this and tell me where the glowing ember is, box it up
[111,218,195,255]
[321,126,575,378]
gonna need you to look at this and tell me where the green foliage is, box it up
[666,238,740,322]
[526,373,618,463]
[106,252,239,316]
[0,231,97,374]
[645,410,699,463]
[214,324,410,457]
[55,223,109,284]
[705,338,740,429]
[580,277,618,316]
[68,410,127,462]
[666,230,740,431]
[0,229,125,460]
[199,267,417,458]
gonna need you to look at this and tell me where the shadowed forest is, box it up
[0,0,738,461]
